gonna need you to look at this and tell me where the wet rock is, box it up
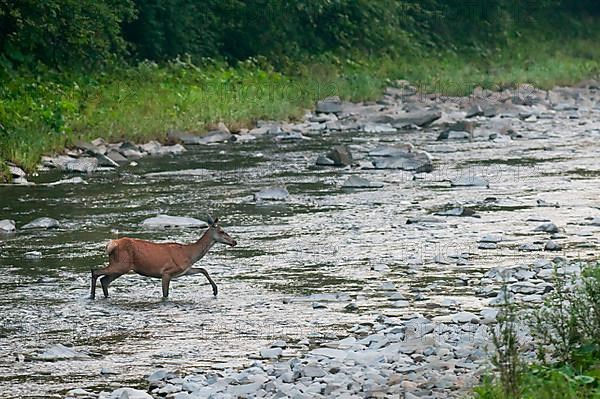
[326,145,353,166]
[368,144,414,157]
[271,340,287,348]
[66,388,95,397]
[533,222,560,233]
[22,217,60,230]
[197,129,233,145]
[167,130,206,145]
[406,216,444,224]
[9,165,26,178]
[466,104,484,118]
[372,150,433,172]
[480,308,498,324]
[24,251,42,259]
[144,168,210,178]
[302,363,327,378]
[37,344,89,361]
[12,176,35,185]
[63,157,98,173]
[107,387,153,399]
[141,215,208,229]
[147,369,177,383]
[342,176,383,189]
[47,176,87,186]
[344,302,358,311]
[157,144,186,155]
[480,234,502,243]
[450,312,478,324]
[274,131,310,141]
[437,130,471,141]
[434,207,477,217]
[386,110,442,127]
[316,96,342,113]
[0,219,16,233]
[139,140,162,155]
[260,348,283,359]
[312,302,327,309]
[254,186,289,201]
[450,176,489,187]
[545,240,562,251]
[519,243,542,251]
[100,368,119,375]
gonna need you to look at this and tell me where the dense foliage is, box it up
[1,0,600,68]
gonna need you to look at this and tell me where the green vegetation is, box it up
[474,264,600,399]
[1,1,600,175]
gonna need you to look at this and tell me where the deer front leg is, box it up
[162,273,172,298]
[90,269,100,299]
[185,267,218,296]
[100,273,123,298]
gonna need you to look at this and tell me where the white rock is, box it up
[37,344,89,361]
[0,219,16,233]
[108,387,153,399]
[46,176,87,186]
[310,348,347,360]
[254,186,289,201]
[260,347,282,359]
[141,215,207,229]
[22,217,60,229]
[451,312,478,323]
[450,176,489,187]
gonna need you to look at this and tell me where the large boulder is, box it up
[0,219,16,233]
[372,110,441,127]
[371,148,433,172]
[316,96,342,114]
[326,145,353,166]
[22,217,60,230]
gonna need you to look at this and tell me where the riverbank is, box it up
[2,32,600,180]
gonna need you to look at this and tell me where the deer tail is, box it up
[105,240,118,255]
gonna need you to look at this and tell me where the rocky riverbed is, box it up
[1,81,600,398]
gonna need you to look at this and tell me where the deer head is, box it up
[207,215,237,247]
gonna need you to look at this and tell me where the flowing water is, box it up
[1,109,600,397]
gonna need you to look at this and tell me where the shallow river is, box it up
[1,97,600,397]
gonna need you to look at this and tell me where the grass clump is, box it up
[473,263,600,399]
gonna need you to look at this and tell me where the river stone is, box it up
[327,145,352,166]
[46,176,87,186]
[301,364,327,378]
[9,165,26,178]
[24,251,42,259]
[466,104,484,118]
[141,215,208,229]
[144,168,210,178]
[0,219,16,233]
[342,176,383,189]
[437,130,471,140]
[480,234,502,243]
[254,186,289,201]
[372,150,433,172]
[197,130,232,145]
[451,312,479,323]
[310,348,347,360]
[108,388,153,399]
[139,140,162,155]
[533,222,560,233]
[450,176,489,187]
[387,110,442,127]
[157,144,186,155]
[315,155,335,166]
[167,130,205,145]
[147,369,177,383]
[519,243,542,251]
[260,347,282,359]
[22,217,60,230]
[545,240,562,251]
[316,96,342,113]
[106,149,129,163]
[368,144,414,157]
[406,216,444,224]
[435,207,476,217]
[37,344,89,361]
[66,388,95,397]
[63,157,98,173]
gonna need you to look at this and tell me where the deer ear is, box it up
[207,214,214,225]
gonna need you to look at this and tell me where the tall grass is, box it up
[2,32,600,176]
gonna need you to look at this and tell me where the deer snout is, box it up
[230,240,237,247]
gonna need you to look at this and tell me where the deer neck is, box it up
[188,229,216,263]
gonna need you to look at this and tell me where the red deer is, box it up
[90,216,236,299]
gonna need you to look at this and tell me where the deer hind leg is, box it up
[90,269,101,299]
[100,273,123,298]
